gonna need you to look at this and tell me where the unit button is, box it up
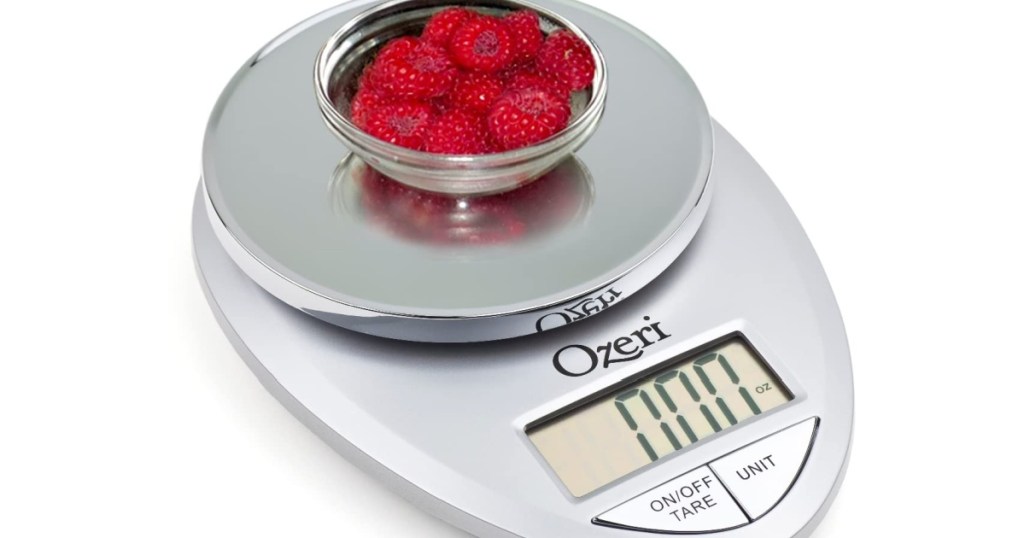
[594,466,749,533]
[709,418,818,520]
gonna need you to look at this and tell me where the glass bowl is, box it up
[315,0,608,196]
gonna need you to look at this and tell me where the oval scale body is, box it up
[195,1,854,536]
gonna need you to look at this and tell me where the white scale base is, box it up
[194,124,853,537]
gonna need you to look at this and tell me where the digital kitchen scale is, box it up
[193,1,854,536]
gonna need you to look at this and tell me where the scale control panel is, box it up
[594,418,818,533]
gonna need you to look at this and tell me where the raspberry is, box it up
[349,87,387,129]
[536,29,596,92]
[422,7,475,46]
[450,16,514,73]
[374,36,418,65]
[369,39,457,99]
[425,110,489,155]
[505,70,570,102]
[363,100,435,150]
[449,71,504,114]
[487,87,571,151]
[503,10,543,63]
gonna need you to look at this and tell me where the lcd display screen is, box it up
[528,338,793,497]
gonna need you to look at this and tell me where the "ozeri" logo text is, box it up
[535,288,623,333]
[552,316,672,377]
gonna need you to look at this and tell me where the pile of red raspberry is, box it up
[349,7,597,154]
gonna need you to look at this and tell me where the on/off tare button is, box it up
[709,418,818,520]
[594,466,749,533]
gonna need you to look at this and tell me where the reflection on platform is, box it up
[332,156,594,247]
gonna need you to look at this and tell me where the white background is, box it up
[1,1,1021,536]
